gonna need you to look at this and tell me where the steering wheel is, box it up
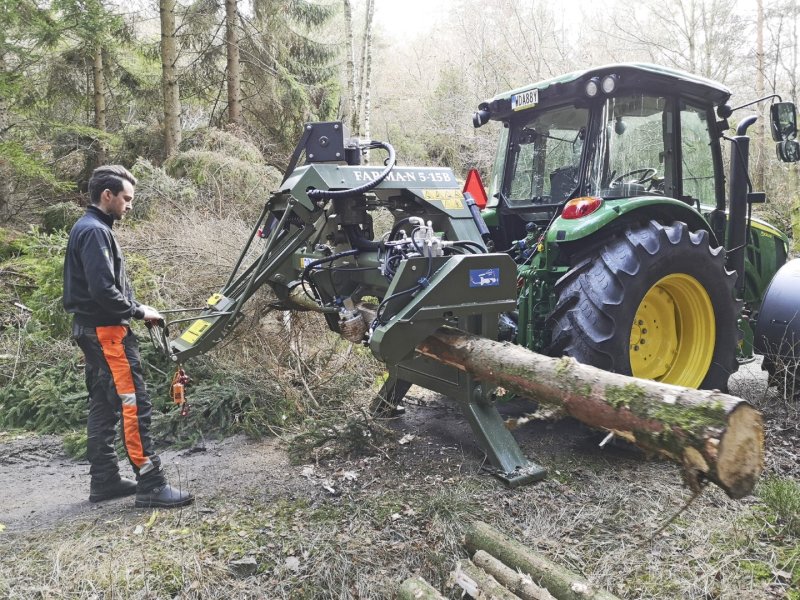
[612,168,657,185]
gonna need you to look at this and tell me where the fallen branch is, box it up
[417,329,764,499]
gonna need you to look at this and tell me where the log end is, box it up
[715,404,765,499]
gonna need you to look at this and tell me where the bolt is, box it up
[642,328,647,334]
[634,345,639,351]
[638,320,644,326]
[640,339,645,344]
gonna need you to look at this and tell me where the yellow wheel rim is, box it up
[629,273,715,388]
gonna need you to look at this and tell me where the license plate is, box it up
[511,89,538,111]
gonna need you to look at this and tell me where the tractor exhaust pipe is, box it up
[726,116,756,298]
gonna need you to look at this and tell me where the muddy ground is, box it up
[0,360,798,599]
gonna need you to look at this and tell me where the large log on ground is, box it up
[465,521,621,600]
[416,328,763,499]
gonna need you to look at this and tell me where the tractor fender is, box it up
[545,197,715,245]
[753,258,800,363]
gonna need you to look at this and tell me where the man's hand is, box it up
[139,304,164,323]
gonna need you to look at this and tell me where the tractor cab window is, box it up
[590,94,672,199]
[680,103,715,205]
[504,103,588,208]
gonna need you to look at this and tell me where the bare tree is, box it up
[160,0,182,156]
[353,0,374,135]
[342,0,356,129]
[92,46,107,164]
[225,0,241,125]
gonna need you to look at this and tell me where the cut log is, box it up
[465,521,621,600]
[450,559,523,599]
[416,328,763,499]
[397,575,446,600]
[472,550,557,600]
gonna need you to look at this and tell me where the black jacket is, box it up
[63,206,144,327]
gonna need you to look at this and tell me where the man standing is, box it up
[63,165,193,508]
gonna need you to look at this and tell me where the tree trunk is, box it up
[342,0,355,130]
[472,550,556,600]
[92,45,107,165]
[465,521,622,600]
[450,559,524,599]
[416,328,764,499]
[353,0,374,134]
[397,575,446,600]
[225,0,241,126]
[362,0,374,146]
[160,0,181,156]
[755,0,765,192]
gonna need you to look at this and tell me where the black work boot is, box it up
[89,477,138,503]
[135,484,194,508]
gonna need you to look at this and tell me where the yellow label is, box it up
[179,319,211,344]
[207,293,223,306]
[423,188,464,210]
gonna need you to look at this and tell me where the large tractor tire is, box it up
[547,220,739,390]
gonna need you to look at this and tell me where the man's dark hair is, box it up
[88,165,137,206]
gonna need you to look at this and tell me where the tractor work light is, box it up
[561,196,602,219]
[601,74,618,94]
[585,77,600,98]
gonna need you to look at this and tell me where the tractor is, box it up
[470,63,800,393]
[152,64,800,486]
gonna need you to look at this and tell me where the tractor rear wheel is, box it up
[547,220,739,390]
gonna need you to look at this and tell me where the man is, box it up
[63,165,193,508]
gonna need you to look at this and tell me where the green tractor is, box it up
[470,63,800,393]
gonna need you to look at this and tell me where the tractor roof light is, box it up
[562,196,602,219]
[601,74,619,94]
[585,77,600,98]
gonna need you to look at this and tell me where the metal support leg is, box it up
[371,373,412,417]
[462,385,547,488]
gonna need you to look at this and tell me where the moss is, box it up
[41,202,84,233]
[554,356,572,379]
[605,383,647,410]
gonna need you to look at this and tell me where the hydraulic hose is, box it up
[306,141,396,201]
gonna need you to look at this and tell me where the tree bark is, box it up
[416,328,764,499]
[472,550,556,600]
[353,0,374,134]
[225,0,241,126]
[465,521,622,600]
[160,0,181,156]
[362,0,374,147]
[92,45,107,165]
[755,0,765,192]
[451,559,524,599]
[397,575,446,599]
[342,0,355,130]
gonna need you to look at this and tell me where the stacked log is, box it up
[397,521,621,599]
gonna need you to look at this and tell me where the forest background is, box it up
[1,0,799,598]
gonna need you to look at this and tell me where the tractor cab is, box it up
[475,64,737,250]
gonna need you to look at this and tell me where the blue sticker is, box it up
[469,268,500,288]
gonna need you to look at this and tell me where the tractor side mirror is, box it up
[769,102,797,142]
[776,140,800,162]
